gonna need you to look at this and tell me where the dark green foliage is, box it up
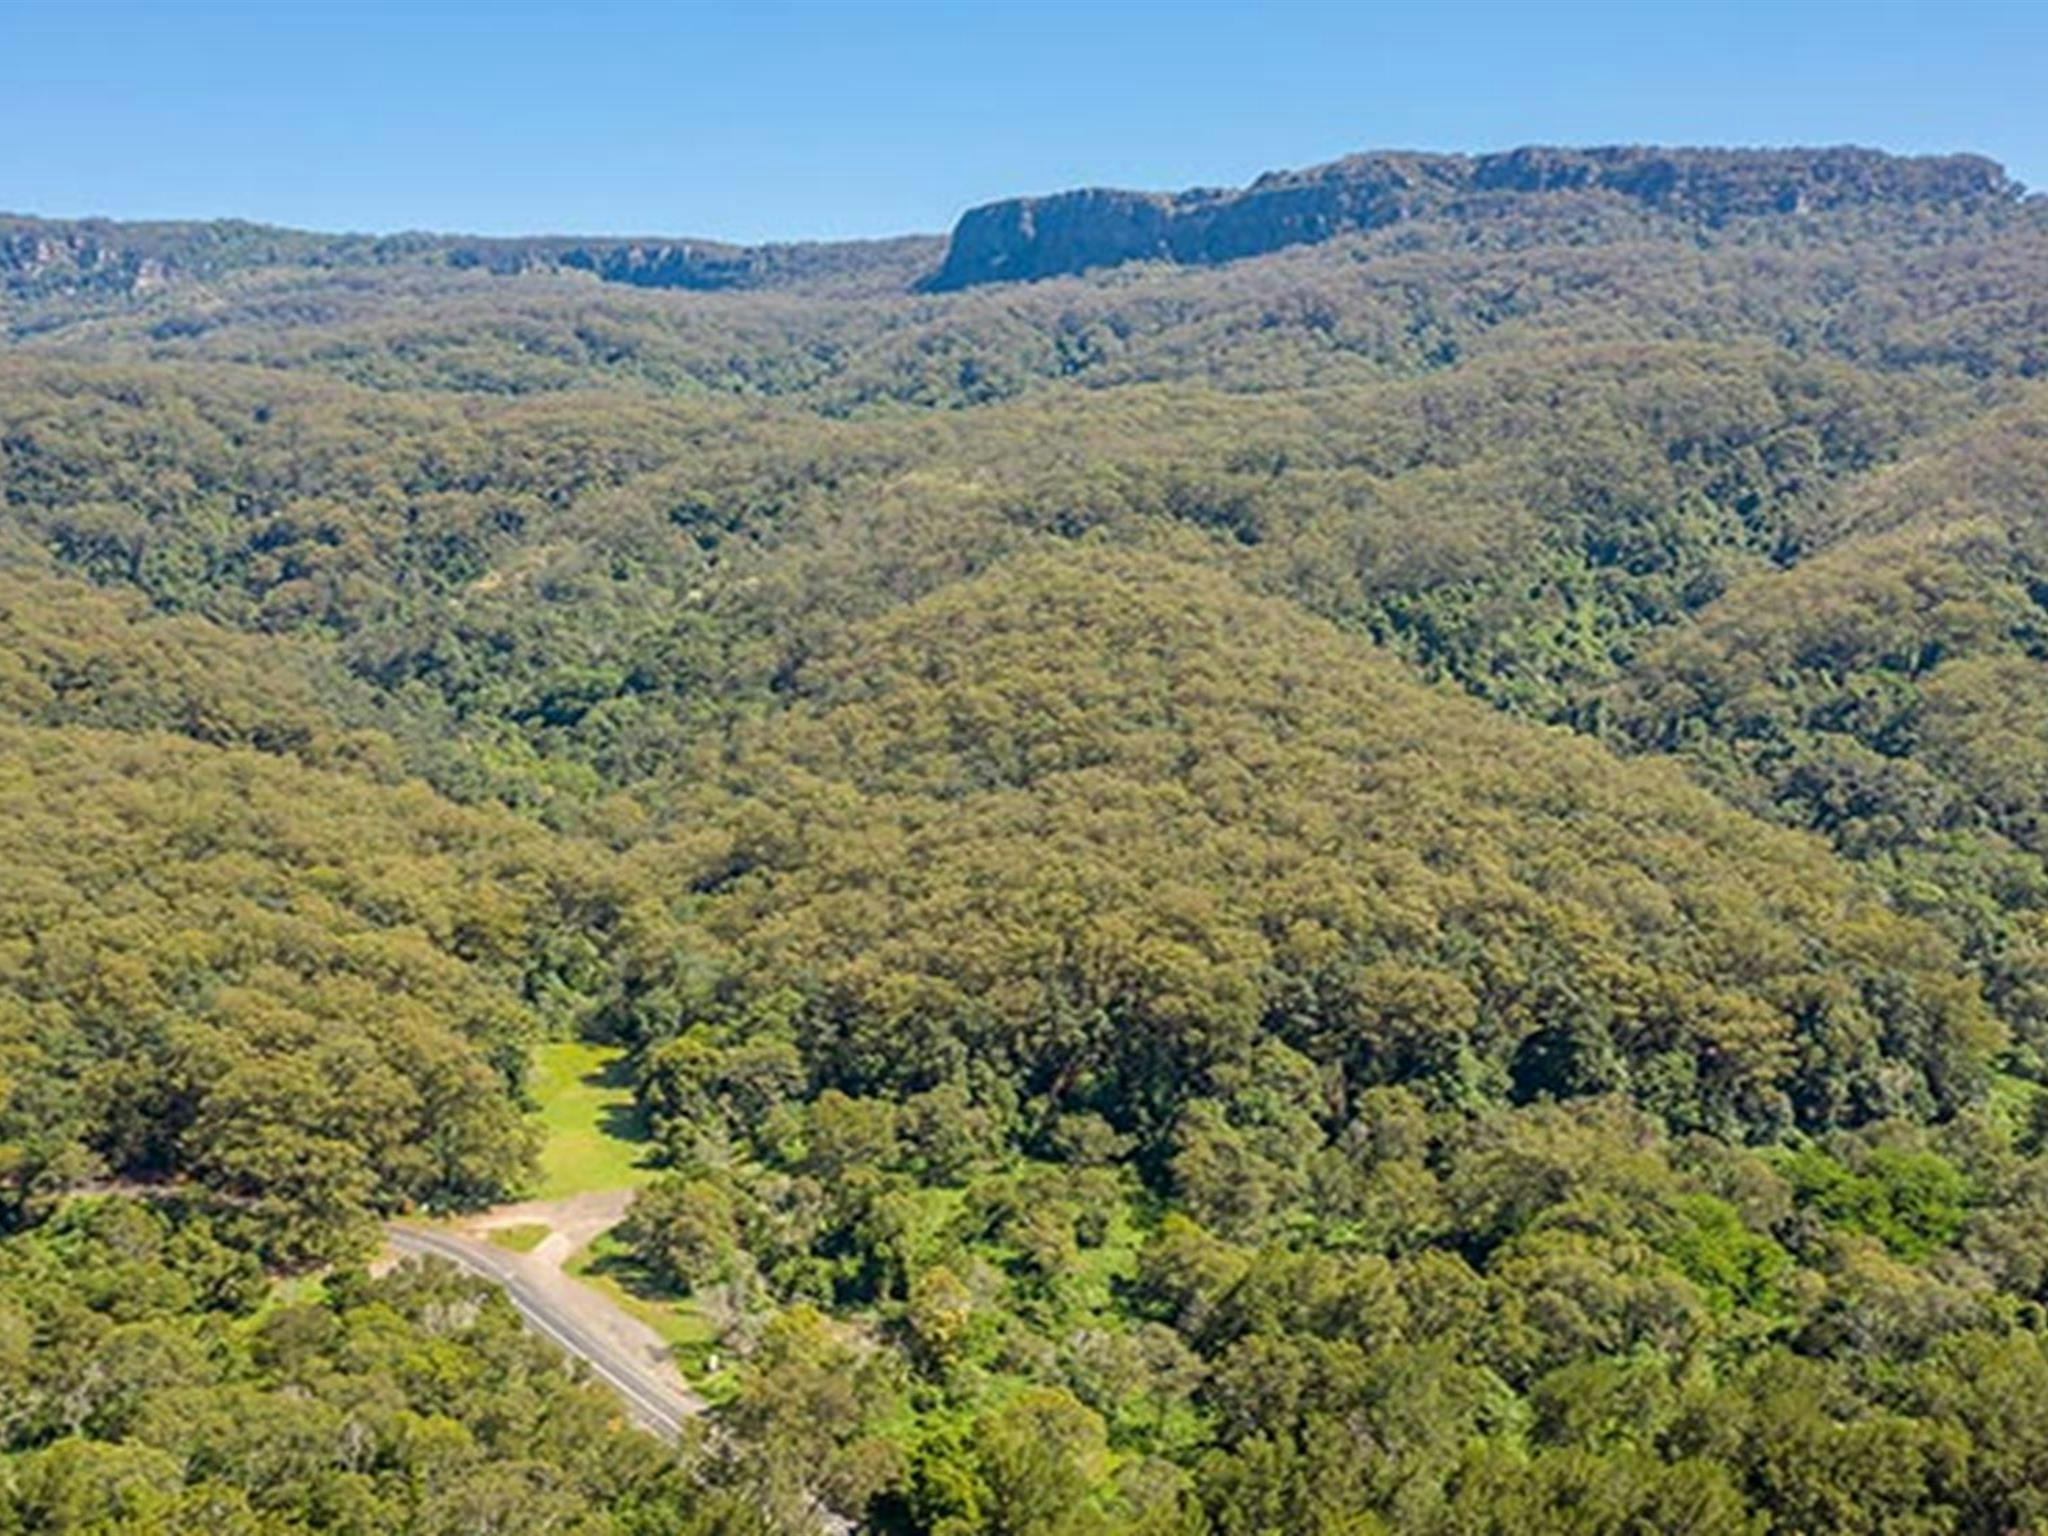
[666,548,1999,1148]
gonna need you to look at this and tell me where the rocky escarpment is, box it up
[7,146,2024,310]
[442,232,941,291]
[926,145,2024,290]
[0,219,406,304]
[0,216,940,305]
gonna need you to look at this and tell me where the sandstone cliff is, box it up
[926,146,2022,289]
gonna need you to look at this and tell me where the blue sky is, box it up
[2,0,2043,242]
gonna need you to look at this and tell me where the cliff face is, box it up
[443,233,943,291]
[1,223,282,301]
[5,146,2023,308]
[927,146,2023,290]
[0,217,942,303]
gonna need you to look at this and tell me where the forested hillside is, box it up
[7,146,2048,1533]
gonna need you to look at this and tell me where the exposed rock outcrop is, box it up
[442,233,942,291]
[6,146,2024,308]
[0,215,940,303]
[926,145,2023,290]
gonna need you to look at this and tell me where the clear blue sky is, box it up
[3,0,2043,242]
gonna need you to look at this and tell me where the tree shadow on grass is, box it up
[581,1054,654,1150]
[582,1240,678,1303]
[577,1236,719,1370]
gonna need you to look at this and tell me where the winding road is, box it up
[386,1203,707,1441]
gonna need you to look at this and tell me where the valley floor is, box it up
[378,1040,706,1434]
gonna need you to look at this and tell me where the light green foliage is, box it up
[1774,1143,1973,1260]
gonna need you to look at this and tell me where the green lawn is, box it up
[487,1222,551,1253]
[528,1038,659,1198]
[526,1040,734,1395]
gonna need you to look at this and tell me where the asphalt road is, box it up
[385,1223,705,1440]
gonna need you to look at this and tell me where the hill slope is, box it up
[670,548,1997,1146]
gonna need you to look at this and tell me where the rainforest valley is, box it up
[7,146,2048,1533]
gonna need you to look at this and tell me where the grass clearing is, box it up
[487,1222,551,1253]
[529,1038,658,1199]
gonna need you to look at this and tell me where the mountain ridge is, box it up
[0,212,943,302]
[927,144,2026,289]
[5,144,2030,309]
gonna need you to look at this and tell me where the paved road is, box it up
[386,1223,705,1440]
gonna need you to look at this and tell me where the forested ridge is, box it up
[8,145,2048,1533]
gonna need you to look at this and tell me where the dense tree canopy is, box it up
[666,549,1998,1145]
[6,153,2048,1531]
